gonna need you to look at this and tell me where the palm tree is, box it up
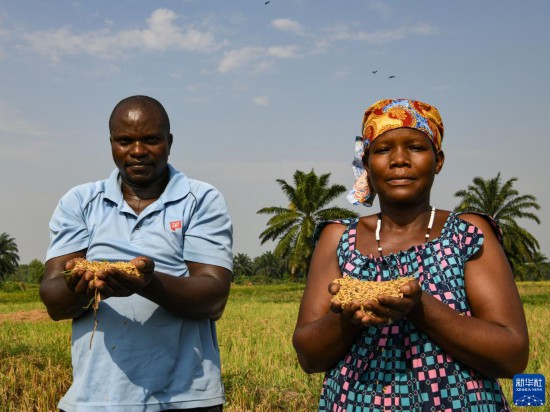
[258,169,358,279]
[523,251,549,281]
[454,173,541,277]
[0,232,20,281]
[253,251,286,279]
[233,253,254,279]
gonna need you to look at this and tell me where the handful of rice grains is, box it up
[331,276,416,311]
[64,260,141,348]
[67,260,141,278]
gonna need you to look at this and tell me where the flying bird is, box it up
[388,75,395,79]
[372,70,378,75]
[265,1,271,4]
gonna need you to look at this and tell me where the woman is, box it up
[292,99,529,411]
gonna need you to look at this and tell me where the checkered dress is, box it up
[318,213,510,412]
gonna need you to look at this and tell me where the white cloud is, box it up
[23,8,218,62]
[253,96,269,106]
[252,60,273,74]
[216,21,431,73]
[312,39,330,55]
[412,24,436,35]
[327,24,435,44]
[271,18,304,35]
[218,44,299,73]
[267,45,299,59]
[367,1,393,18]
[218,46,265,73]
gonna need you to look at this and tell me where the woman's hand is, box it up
[329,279,422,326]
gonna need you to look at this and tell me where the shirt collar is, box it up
[104,163,190,207]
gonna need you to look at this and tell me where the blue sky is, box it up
[1,0,549,264]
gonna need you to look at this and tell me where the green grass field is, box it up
[1,282,548,411]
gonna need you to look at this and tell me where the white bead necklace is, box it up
[375,206,436,256]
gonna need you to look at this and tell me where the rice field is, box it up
[1,282,548,411]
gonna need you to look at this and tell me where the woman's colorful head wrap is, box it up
[346,99,444,207]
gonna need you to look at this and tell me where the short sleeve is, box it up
[468,212,504,244]
[453,214,494,261]
[313,219,351,245]
[183,186,233,271]
[46,189,90,261]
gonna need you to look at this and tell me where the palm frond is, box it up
[453,173,541,278]
[257,169,357,278]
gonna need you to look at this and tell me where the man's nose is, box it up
[129,142,147,156]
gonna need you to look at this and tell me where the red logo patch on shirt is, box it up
[170,220,182,231]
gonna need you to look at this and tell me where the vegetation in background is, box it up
[1,171,548,283]
[257,169,357,279]
[0,232,19,282]
[15,259,45,284]
[454,173,543,279]
[523,251,550,281]
[233,253,255,279]
[233,251,289,284]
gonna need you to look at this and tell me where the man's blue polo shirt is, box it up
[47,164,233,412]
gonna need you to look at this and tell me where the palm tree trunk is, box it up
[290,265,296,281]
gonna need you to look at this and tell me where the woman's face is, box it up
[364,128,444,204]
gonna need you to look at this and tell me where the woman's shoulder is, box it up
[315,217,356,232]
[314,217,361,244]
[451,211,503,244]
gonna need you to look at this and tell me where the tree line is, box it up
[0,232,45,286]
[1,170,548,285]
[254,170,547,281]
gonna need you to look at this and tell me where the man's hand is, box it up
[64,258,96,298]
[86,256,155,298]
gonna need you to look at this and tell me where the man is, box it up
[40,95,233,411]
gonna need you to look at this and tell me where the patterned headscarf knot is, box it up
[346,99,444,207]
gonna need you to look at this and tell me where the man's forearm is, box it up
[40,277,90,320]
[138,270,231,320]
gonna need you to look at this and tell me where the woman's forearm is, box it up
[407,292,529,377]
[293,312,362,374]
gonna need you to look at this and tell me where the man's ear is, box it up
[435,150,445,174]
[168,133,173,153]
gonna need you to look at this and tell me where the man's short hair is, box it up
[109,95,170,133]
